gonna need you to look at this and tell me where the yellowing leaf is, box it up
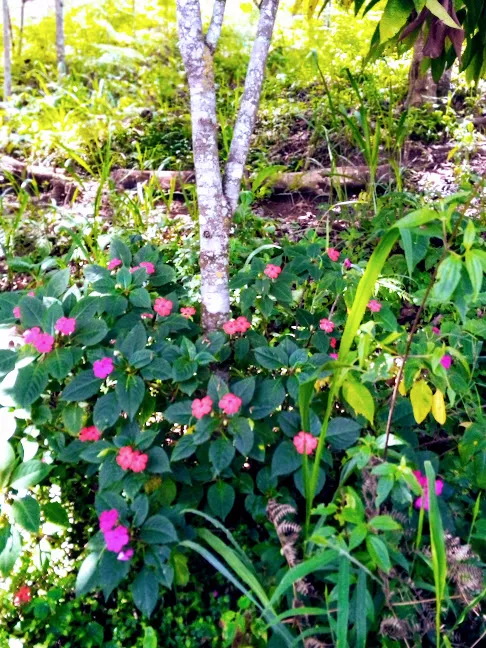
[398,380,407,396]
[431,390,446,425]
[342,379,375,424]
[410,379,433,424]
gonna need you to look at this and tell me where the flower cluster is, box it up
[319,318,334,333]
[327,248,340,262]
[440,354,452,370]
[99,509,133,559]
[24,327,54,354]
[219,393,242,415]
[154,297,173,317]
[180,306,197,319]
[13,585,31,606]
[413,470,444,511]
[116,446,149,473]
[264,264,282,279]
[223,316,251,335]
[93,357,114,379]
[367,299,381,313]
[55,316,76,335]
[79,426,102,442]
[108,258,123,270]
[293,431,318,455]
[192,396,213,419]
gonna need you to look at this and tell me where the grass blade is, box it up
[337,555,350,647]
[355,569,368,648]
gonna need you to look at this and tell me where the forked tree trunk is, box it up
[176,0,279,331]
[55,0,66,75]
[407,27,437,107]
[2,0,11,98]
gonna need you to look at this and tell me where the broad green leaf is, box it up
[46,269,70,298]
[254,346,288,370]
[207,482,235,521]
[249,379,286,419]
[380,0,415,42]
[230,417,254,456]
[43,502,69,527]
[366,535,391,573]
[410,379,432,424]
[0,527,21,577]
[130,568,159,617]
[99,550,130,600]
[368,515,401,531]
[93,392,122,430]
[72,319,108,346]
[45,348,74,380]
[62,371,102,402]
[425,0,461,29]
[209,438,235,475]
[140,515,178,544]
[0,441,15,487]
[62,404,84,434]
[76,552,100,597]
[271,441,301,477]
[465,250,483,300]
[19,297,46,329]
[14,363,49,408]
[12,496,40,532]
[146,447,170,474]
[327,418,361,450]
[143,627,158,648]
[116,374,145,420]
[463,220,475,250]
[431,255,462,302]
[10,460,51,490]
[342,379,375,423]
[110,237,132,266]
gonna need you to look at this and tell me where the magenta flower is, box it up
[35,333,55,354]
[192,396,213,420]
[79,426,101,442]
[117,548,134,561]
[293,431,318,455]
[440,354,452,370]
[327,248,340,262]
[219,393,242,415]
[139,261,155,275]
[28,291,35,297]
[329,353,339,359]
[180,306,197,319]
[330,337,337,349]
[129,266,140,273]
[343,258,351,269]
[99,509,119,532]
[55,316,76,335]
[130,450,148,473]
[13,306,21,319]
[432,326,441,335]
[367,299,382,313]
[154,297,173,317]
[104,525,130,553]
[116,446,135,471]
[107,258,122,271]
[93,357,114,379]
[264,264,282,280]
[24,327,41,345]
[319,318,335,333]
[141,312,154,319]
[413,470,444,511]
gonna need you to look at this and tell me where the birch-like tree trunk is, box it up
[2,0,11,98]
[55,0,66,76]
[176,0,279,331]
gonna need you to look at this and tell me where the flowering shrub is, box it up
[1,207,485,640]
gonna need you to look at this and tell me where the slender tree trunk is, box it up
[55,0,66,76]
[2,0,12,98]
[407,27,437,107]
[176,0,279,331]
[18,0,25,57]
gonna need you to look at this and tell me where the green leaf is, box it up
[164,400,193,424]
[62,404,84,434]
[231,377,256,406]
[46,269,70,298]
[465,250,483,301]
[119,323,147,359]
[110,238,132,266]
[0,441,15,487]
[62,371,103,402]
[249,379,286,419]
[19,297,46,328]
[271,441,301,477]
[327,418,361,450]
[380,0,414,42]
[143,627,158,648]
[254,346,288,370]
[170,435,197,462]
[99,550,130,600]
[116,374,145,420]
[431,255,462,302]
[355,570,368,648]
[93,392,122,430]
[209,438,235,475]
[337,555,350,648]
[207,482,235,521]
[14,363,49,408]
[0,350,16,376]
[43,502,69,527]
[0,527,21,577]
[140,515,178,544]
[12,496,40,532]
[129,288,152,309]
[146,447,170,474]
[463,220,476,250]
[172,357,197,382]
[45,348,74,380]
[76,552,100,597]
[230,417,254,455]
[72,319,109,346]
[10,460,51,490]
[366,535,391,573]
[369,515,402,531]
[342,378,375,423]
[132,494,149,527]
[425,0,461,29]
[410,379,432,424]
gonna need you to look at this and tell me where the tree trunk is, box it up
[55,0,66,75]
[2,0,12,98]
[407,27,437,107]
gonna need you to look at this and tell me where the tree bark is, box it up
[205,0,225,53]
[407,27,437,108]
[55,0,66,76]
[2,0,12,98]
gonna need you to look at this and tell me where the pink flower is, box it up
[28,291,35,297]
[141,312,154,319]
[440,354,452,370]
[116,446,135,471]
[235,316,251,333]
[79,426,101,442]
[33,333,54,354]
[24,327,41,345]
[413,470,444,511]
[223,320,239,335]
[330,337,337,349]
[367,299,382,313]
[192,396,213,420]
[343,258,351,269]
[129,266,140,273]
[180,306,197,319]
[327,248,340,262]
[139,261,155,275]
[219,393,242,416]
[55,316,76,335]
[432,326,441,335]
[154,297,173,317]
[130,450,148,473]
[93,357,114,379]
[117,548,134,561]
[104,525,130,553]
[329,353,339,359]
[293,431,318,455]
[99,509,119,532]
[319,318,334,333]
[13,306,21,319]
[108,258,122,271]
[264,264,282,280]
[14,585,31,606]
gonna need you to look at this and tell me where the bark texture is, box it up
[223,0,279,213]
[407,28,437,108]
[55,0,66,75]
[3,0,12,98]
[205,0,225,52]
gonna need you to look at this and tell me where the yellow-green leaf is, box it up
[380,0,415,42]
[425,0,461,29]
[431,389,446,425]
[465,250,483,301]
[342,379,375,423]
[410,380,433,424]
